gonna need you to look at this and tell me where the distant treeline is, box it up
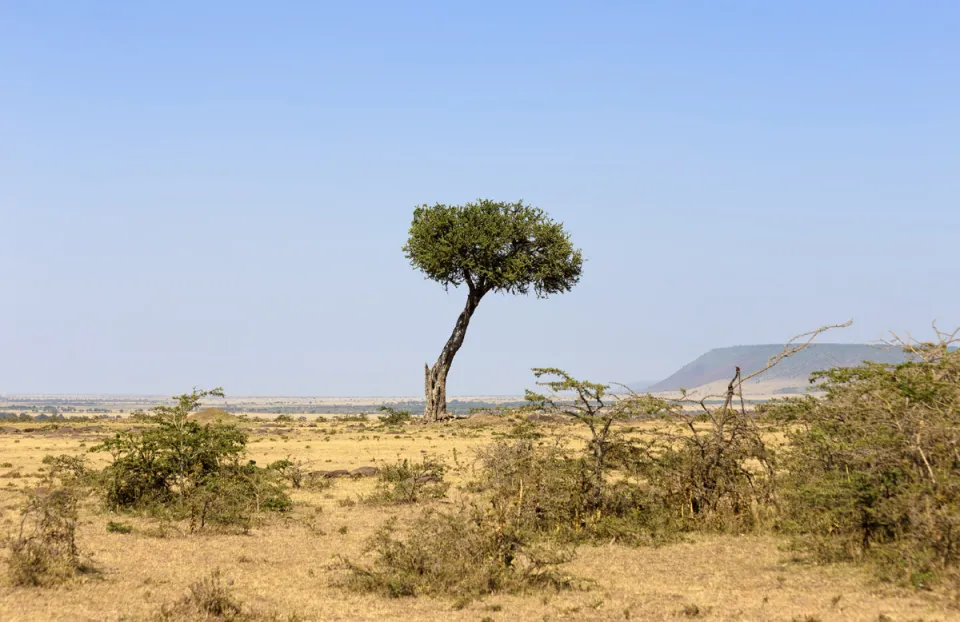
[217,399,528,416]
[0,412,111,422]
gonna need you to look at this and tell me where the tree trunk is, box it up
[423,287,483,422]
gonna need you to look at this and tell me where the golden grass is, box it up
[0,418,955,621]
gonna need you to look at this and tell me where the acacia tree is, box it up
[404,199,583,422]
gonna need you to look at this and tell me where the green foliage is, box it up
[378,406,412,426]
[770,337,960,585]
[91,388,290,531]
[185,463,292,531]
[267,458,305,489]
[365,456,449,505]
[525,368,776,535]
[332,414,368,423]
[107,521,133,534]
[633,410,777,533]
[403,199,582,297]
[525,369,667,503]
[341,508,576,599]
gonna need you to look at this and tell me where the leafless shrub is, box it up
[7,455,90,587]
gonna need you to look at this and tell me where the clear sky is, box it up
[2,2,957,396]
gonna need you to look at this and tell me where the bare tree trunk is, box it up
[423,287,483,422]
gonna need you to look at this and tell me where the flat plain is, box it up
[0,413,956,622]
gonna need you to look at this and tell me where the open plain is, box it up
[0,413,955,622]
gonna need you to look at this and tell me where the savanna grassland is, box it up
[0,411,955,622]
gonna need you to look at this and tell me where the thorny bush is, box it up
[365,456,449,505]
[767,331,960,587]
[341,505,576,599]
[7,455,91,587]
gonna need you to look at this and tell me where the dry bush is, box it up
[7,455,90,587]
[364,456,449,505]
[629,404,777,533]
[153,569,301,621]
[523,367,773,539]
[341,507,576,599]
[613,325,853,535]
[472,437,661,544]
[769,327,960,587]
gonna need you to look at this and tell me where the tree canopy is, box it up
[403,199,583,297]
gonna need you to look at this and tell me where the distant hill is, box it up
[645,344,907,394]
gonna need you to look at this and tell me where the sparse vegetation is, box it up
[378,406,413,426]
[341,508,576,599]
[364,456,449,504]
[2,329,958,620]
[106,520,133,534]
[7,455,89,587]
[153,569,300,621]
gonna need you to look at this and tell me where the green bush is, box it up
[92,388,291,531]
[769,337,960,586]
[107,521,133,534]
[378,406,412,426]
[267,459,304,489]
[186,463,291,532]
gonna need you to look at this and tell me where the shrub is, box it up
[525,369,631,504]
[524,367,777,537]
[472,437,659,544]
[632,407,777,533]
[152,569,304,621]
[8,455,88,587]
[107,521,133,534]
[770,332,960,585]
[341,507,576,599]
[365,456,449,505]
[378,406,412,426]
[155,569,244,621]
[92,388,291,531]
[267,459,304,489]
[185,463,292,532]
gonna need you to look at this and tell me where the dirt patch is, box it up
[188,408,240,425]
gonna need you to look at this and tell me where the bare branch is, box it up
[740,320,853,384]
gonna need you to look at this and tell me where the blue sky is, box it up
[2,1,957,396]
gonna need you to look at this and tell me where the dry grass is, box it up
[0,417,955,621]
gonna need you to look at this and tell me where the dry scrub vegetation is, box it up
[1,330,960,621]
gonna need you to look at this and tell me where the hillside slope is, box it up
[646,344,906,393]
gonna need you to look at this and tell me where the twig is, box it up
[740,320,853,384]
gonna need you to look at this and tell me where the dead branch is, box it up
[739,320,853,384]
